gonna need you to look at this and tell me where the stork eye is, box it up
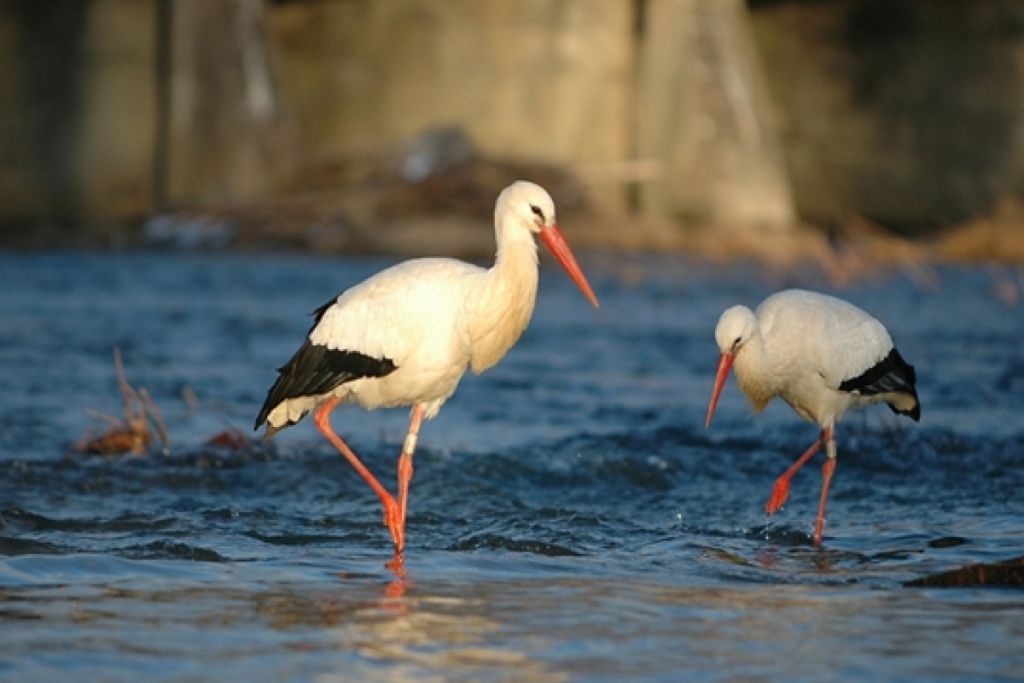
[529,204,544,220]
[732,336,742,349]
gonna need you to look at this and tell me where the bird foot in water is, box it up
[385,551,405,575]
[765,477,791,515]
[381,495,405,553]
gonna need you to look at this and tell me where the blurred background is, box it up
[3,0,1024,266]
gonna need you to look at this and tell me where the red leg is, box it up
[394,403,425,554]
[765,430,826,515]
[313,397,401,547]
[813,429,837,547]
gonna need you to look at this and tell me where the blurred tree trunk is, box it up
[164,0,296,206]
[1,0,156,239]
[750,0,1024,234]
[637,0,795,230]
[75,0,157,229]
[3,1,88,226]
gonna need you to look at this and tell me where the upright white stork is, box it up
[704,289,920,546]
[255,181,599,559]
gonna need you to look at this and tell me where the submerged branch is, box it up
[75,348,169,456]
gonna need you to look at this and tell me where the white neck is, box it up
[462,214,540,374]
[733,330,776,412]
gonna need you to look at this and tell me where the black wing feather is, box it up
[838,347,920,420]
[254,295,397,430]
[254,341,396,429]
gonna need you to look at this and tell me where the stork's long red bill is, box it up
[539,223,600,308]
[705,352,735,428]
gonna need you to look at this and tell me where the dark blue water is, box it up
[1,251,1022,681]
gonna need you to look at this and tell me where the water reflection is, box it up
[292,561,570,682]
[383,551,408,598]
[2,552,1023,680]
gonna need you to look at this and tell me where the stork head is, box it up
[497,180,558,234]
[715,305,757,356]
[705,305,757,428]
[496,181,599,308]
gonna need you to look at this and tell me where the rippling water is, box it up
[1,251,1022,681]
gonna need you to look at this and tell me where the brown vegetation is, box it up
[934,197,1024,265]
[148,155,1024,291]
[205,429,253,450]
[75,348,169,456]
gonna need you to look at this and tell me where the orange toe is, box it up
[381,495,404,551]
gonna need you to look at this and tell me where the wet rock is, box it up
[905,556,1024,588]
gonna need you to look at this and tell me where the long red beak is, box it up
[705,352,735,428]
[539,223,599,308]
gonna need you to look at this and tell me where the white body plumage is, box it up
[268,254,536,428]
[720,289,916,429]
[256,180,598,437]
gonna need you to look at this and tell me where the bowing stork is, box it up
[704,289,920,546]
[254,181,599,557]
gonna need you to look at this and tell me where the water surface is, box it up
[0,251,1021,681]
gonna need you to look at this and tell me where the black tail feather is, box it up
[839,347,920,421]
